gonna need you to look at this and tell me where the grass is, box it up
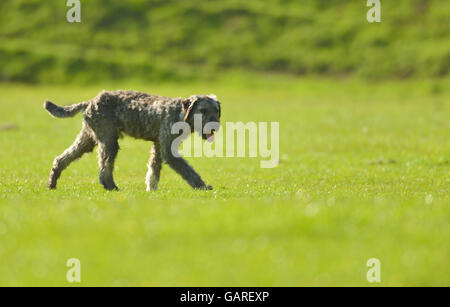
[0,74,449,286]
[1,0,449,83]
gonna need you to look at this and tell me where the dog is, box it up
[44,90,221,191]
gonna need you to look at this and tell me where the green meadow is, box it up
[0,0,449,287]
[0,75,448,286]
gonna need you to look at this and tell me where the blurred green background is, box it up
[0,0,449,83]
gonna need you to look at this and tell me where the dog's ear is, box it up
[182,95,199,122]
[217,100,221,118]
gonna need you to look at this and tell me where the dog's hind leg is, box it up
[47,128,96,189]
[97,137,120,191]
[146,142,162,191]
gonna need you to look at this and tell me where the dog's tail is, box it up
[43,100,88,118]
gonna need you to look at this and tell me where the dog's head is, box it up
[181,94,221,142]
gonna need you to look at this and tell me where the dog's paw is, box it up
[103,185,120,191]
[193,184,213,190]
[47,180,57,190]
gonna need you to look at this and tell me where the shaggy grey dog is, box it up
[44,90,221,191]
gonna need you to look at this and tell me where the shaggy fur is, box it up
[44,90,221,191]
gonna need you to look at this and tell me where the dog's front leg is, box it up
[167,156,212,190]
[161,145,212,190]
[146,143,162,191]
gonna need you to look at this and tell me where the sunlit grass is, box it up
[0,75,449,286]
